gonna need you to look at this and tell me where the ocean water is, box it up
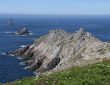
[0,15,110,83]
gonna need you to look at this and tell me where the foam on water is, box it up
[17,58,22,60]
[0,52,6,55]
[20,45,27,48]
[9,54,15,56]
[23,66,29,70]
[30,32,33,35]
[19,62,25,65]
[0,32,13,34]
[4,32,13,33]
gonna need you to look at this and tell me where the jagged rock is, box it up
[16,28,29,35]
[7,46,30,58]
[8,28,110,74]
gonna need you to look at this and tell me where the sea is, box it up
[0,15,110,83]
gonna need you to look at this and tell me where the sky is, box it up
[0,0,110,15]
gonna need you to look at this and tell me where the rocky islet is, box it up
[16,28,29,35]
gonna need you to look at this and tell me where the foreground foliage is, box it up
[3,60,110,85]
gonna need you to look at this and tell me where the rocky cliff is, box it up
[7,28,110,74]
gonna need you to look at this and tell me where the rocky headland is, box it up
[7,28,110,74]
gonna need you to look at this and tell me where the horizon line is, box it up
[0,13,110,16]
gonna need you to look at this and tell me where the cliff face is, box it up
[8,28,110,73]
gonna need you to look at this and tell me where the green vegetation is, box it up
[3,60,110,85]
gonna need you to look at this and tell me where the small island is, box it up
[16,28,29,35]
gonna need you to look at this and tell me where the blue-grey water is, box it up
[0,15,110,83]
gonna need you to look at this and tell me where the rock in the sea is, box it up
[16,28,29,35]
[8,28,110,74]
[7,18,14,26]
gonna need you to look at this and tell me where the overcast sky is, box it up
[0,0,110,15]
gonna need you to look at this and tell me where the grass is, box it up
[2,60,110,85]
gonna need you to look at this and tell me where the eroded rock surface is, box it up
[7,28,110,73]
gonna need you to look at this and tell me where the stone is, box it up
[16,28,29,35]
[8,28,110,74]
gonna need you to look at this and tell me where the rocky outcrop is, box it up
[16,28,29,35]
[7,28,110,74]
